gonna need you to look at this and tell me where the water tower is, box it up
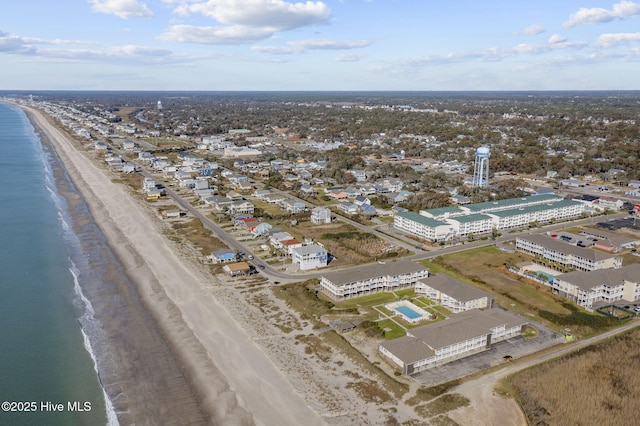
[157,100,163,111]
[473,146,490,188]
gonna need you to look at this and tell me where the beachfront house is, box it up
[208,249,237,264]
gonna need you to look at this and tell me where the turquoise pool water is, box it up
[395,305,422,319]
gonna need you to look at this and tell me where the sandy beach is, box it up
[23,105,325,426]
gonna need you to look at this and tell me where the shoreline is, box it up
[21,105,324,425]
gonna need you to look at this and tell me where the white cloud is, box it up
[289,38,370,50]
[519,23,546,35]
[596,32,640,47]
[171,0,330,30]
[89,0,154,19]
[334,52,364,62]
[160,24,274,44]
[0,31,96,54]
[548,34,567,44]
[162,1,331,45]
[563,0,640,28]
[251,45,299,54]
[0,30,198,65]
[403,37,587,67]
[252,38,370,55]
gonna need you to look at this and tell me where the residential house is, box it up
[263,193,287,204]
[270,232,295,249]
[291,244,328,270]
[311,207,332,224]
[327,188,347,200]
[281,199,306,214]
[253,189,271,200]
[337,201,360,215]
[351,169,367,182]
[344,186,361,199]
[353,195,371,206]
[359,204,378,216]
[251,222,273,237]
[208,249,237,264]
[228,200,255,215]
[280,239,304,255]
[299,184,317,196]
[223,262,251,277]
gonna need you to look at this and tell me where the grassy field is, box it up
[422,246,620,337]
[503,328,640,425]
[269,221,410,268]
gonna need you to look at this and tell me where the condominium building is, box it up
[515,234,622,271]
[551,264,640,309]
[379,308,527,374]
[415,274,493,313]
[320,261,430,300]
[396,194,584,242]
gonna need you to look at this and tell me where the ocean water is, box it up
[0,102,115,425]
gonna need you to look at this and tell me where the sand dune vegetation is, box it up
[505,328,640,425]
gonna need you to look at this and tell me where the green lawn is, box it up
[334,292,398,309]
[376,319,407,339]
[395,288,416,298]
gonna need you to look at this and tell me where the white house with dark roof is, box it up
[379,308,527,374]
[415,274,494,313]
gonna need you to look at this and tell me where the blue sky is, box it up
[1,0,640,90]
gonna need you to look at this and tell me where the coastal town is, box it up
[5,91,640,425]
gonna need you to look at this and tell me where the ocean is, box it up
[0,102,117,425]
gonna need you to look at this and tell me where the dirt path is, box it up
[449,319,640,425]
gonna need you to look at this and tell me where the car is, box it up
[258,265,265,270]
[273,281,281,285]
[248,255,254,260]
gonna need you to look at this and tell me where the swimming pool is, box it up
[394,305,422,320]
[385,300,431,323]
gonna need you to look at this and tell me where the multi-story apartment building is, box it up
[515,234,622,271]
[320,261,430,300]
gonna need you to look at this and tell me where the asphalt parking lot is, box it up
[412,319,563,387]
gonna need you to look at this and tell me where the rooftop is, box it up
[396,212,448,228]
[321,261,428,287]
[464,193,562,213]
[380,308,527,365]
[419,274,492,302]
[555,263,640,291]
[517,234,618,262]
